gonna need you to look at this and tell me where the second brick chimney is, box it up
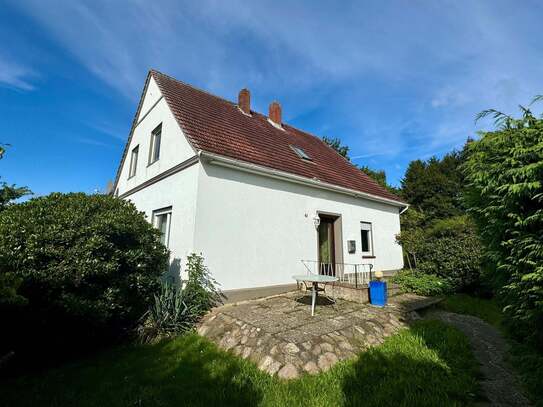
[269,101,282,126]
[238,88,250,115]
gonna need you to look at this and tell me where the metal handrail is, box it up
[300,260,373,288]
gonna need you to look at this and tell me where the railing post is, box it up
[355,264,358,288]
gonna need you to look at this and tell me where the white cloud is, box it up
[0,57,36,91]
[84,121,127,141]
[76,137,113,148]
[6,0,543,182]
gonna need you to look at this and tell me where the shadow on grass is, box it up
[342,320,480,407]
[0,333,264,407]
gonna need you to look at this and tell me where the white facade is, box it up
[115,76,405,292]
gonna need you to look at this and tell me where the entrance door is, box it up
[318,216,336,276]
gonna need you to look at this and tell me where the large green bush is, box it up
[464,108,543,347]
[397,214,483,291]
[0,193,169,363]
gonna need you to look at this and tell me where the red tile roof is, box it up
[148,70,404,204]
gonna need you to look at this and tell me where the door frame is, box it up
[316,212,342,275]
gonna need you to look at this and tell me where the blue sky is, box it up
[1,0,542,196]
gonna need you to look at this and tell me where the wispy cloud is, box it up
[84,121,127,141]
[0,57,36,91]
[7,0,543,184]
[75,137,115,148]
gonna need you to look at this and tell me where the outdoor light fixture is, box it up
[313,215,321,229]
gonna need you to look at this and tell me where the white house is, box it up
[112,70,407,300]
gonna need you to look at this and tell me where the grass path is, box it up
[438,294,543,406]
[429,310,532,406]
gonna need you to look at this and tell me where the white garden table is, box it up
[292,274,338,316]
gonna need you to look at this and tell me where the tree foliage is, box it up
[397,215,483,291]
[0,144,31,310]
[322,136,350,159]
[0,193,169,364]
[322,136,399,193]
[0,183,32,211]
[401,150,466,222]
[359,165,401,195]
[0,143,31,210]
[464,108,543,346]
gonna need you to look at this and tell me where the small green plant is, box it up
[137,281,190,343]
[138,253,223,342]
[183,253,224,318]
[391,270,453,296]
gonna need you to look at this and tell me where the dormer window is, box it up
[291,145,312,161]
[148,124,162,165]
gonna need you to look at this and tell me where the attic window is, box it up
[291,146,312,161]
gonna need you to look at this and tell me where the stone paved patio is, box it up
[198,292,439,379]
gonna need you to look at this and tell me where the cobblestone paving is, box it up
[198,292,430,379]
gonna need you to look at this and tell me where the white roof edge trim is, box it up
[198,151,408,209]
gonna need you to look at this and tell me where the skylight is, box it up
[291,145,312,161]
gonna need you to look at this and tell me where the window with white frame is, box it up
[360,222,373,255]
[149,124,162,164]
[128,145,139,178]
[153,207,172,247]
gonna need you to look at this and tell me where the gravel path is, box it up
[428,310,531,406]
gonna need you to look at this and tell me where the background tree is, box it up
[322,136,399,193]
[359,165,401,194]
[0,144,31,311]
[322,136,350,159]
[401,150,465,222]
[0,143,31,210]
[464,105,543,347]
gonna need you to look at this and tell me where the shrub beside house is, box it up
[0,193,169,367]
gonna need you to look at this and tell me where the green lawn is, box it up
[440,293,503,328]
[0,320,479,407]
[440,293,543,406]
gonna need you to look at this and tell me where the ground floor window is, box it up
[153,206,172,247]
[360,221,373,255]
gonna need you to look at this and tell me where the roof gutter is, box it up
[198,151,408,209]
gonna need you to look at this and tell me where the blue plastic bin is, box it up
[369,280,387,307]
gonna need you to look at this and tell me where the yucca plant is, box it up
[137,253,223,343]
[137,280,191,343]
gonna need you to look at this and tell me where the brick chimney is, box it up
[269,101,282,126]
[238,88,250,115]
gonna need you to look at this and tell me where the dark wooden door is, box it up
[318,216,335,275]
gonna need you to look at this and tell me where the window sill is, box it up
[362,255,376,259]
[127,174,136,180]
[147,159,159,167]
